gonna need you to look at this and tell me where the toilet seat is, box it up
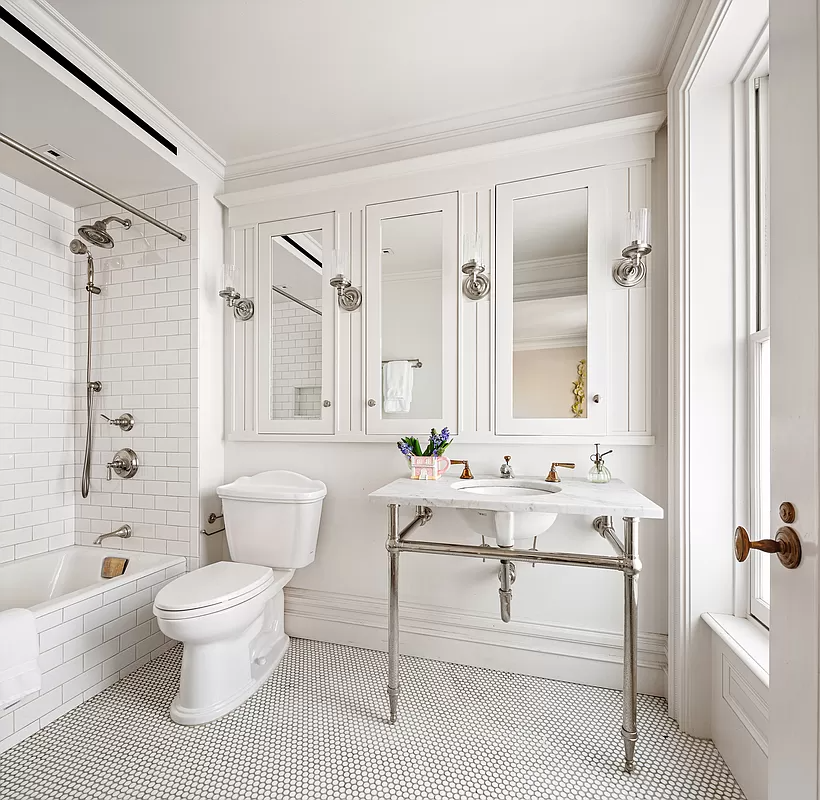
[155,561,280,620]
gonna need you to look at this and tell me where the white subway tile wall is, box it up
[0,172,76,563]
[0,561,184,753]
[73,186,199,561]
[270,296,322,419]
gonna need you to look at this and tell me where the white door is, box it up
[768,1,820,796]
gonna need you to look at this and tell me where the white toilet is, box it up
[153,470,326,725]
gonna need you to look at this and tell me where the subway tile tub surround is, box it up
[0,549,184,753]
[0,170,77,563]
[73,186,200,562]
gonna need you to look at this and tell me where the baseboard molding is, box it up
[285,588,668,697]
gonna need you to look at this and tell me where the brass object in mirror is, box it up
[571,359,586,418]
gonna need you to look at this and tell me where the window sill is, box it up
[702,612,769,688]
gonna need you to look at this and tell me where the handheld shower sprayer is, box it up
[70,238,101,295]
[74,216,130,498]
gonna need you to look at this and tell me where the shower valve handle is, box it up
[101,413,134,432]
[106,448,139,481]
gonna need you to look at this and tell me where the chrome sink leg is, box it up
[622,517,641,772]
[387,503,400,724]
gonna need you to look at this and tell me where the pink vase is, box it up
[408,455,451,480]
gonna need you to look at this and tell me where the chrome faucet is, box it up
[94,524,132,545]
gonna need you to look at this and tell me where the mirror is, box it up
[269,229,324,420]
[380,212,443,418]
[511,188,588,419]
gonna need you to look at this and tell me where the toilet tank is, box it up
[216,471,327,569]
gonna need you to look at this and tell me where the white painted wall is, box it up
[223,437,668,693]
[221,126,669,695]
[0,172,76,562]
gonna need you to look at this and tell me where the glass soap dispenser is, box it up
[588,444,613,484]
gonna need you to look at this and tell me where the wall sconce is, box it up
[613,208,652,288]
[461,233,490,300]
[329,250,362,311]
[219,263,254,321]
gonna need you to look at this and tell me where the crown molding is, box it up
[224,75,664,187]
[0,0,225,180]
[218,110,667,209]
[514,276,588,302]
[513,334,587,351]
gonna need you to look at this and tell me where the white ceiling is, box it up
[271,233,323,306]
[513,188,588,263]
[381,213,442,277]
[47,0,686,166]
[0,37,188,208]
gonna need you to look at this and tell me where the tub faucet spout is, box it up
[94,524,132,545]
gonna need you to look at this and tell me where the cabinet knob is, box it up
[323,400,331,408]
[368,399,376,407]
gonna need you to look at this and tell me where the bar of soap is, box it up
[101,556,129,579]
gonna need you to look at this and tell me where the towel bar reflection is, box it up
[381,359,423,369]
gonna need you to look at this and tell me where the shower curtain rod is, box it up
[272,285,321,316]
[0,130,187,242]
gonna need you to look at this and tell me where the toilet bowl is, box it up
[153,471,326,724]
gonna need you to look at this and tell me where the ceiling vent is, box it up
[33,143,75,163]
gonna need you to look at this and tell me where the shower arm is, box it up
[0,130,187,243]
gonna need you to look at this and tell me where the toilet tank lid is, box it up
[217,470,327,502]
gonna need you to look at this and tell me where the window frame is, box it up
[746,72,771,628]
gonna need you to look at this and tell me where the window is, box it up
[749,74,770,627]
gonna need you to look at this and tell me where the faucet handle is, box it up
[451,459,473,480]
[500,456,514,479]
[101,412,135,432]
[546,462,575,483]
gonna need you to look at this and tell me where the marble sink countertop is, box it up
[369,475,664,519]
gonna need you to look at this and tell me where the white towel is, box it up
[0,609,40,710]
[383,361,414,414]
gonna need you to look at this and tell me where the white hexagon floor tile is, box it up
[0,639,744,799]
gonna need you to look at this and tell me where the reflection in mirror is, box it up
[269,230,323,420]
[381,212,443,418]
[512,188,588,419]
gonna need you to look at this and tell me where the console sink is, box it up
[454,480,561,546]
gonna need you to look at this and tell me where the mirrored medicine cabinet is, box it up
[227,155,653,442]
[495,170,608,435]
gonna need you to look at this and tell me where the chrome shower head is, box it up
[77,216,132,249]
[69,238,88,255]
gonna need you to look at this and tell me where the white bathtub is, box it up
[0,546,185,615]
[0,546,186,754]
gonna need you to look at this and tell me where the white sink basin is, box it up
[454,480,561,546]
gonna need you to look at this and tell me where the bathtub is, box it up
[0,546,184,615]
[0,546,186,754]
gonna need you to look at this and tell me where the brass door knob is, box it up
[734,525,802,569]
